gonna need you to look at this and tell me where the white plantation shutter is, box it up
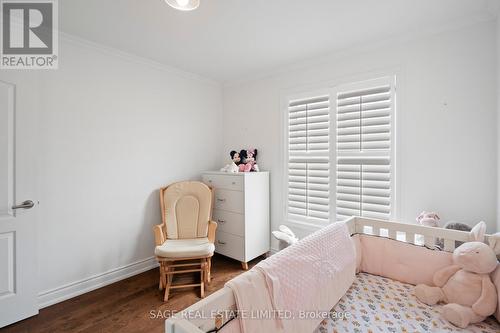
[287,95,330,223]
[335,77,395,221]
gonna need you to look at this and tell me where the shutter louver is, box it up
[287,96,330,223]
[335,78,394,221]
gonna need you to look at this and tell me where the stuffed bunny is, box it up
[414,222,498,328]
[416,211,440,227]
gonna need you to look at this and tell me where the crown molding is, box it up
[223,17,497,88]
[58,31,220,87]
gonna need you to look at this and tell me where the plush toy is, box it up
[416,211,440,227]
[272,225,298,250]
[238,149,259,172]
[220,150,241,173]
[248,149,259,171]
[414,222,498,328]
[435,222,472,250]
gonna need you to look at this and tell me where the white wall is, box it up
[222,21,498,246]
[497,17,500,232]
[1,36,223,307]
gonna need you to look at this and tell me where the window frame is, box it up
[282,75,398,229]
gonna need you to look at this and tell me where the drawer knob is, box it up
[232,181,236,185]
[217,240,226,245]
[216,198,226,202]
[208,180,212,183]
[217,219,226,224]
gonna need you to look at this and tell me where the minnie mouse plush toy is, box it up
[238,149,259,172]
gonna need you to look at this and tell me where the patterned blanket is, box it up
[314,273,500,333]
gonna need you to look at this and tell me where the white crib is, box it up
[165,216,497,333]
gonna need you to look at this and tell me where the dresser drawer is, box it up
[214,231,245,262]
[214,189,244,214]
[213,209,244,237]
[202,174,243,191]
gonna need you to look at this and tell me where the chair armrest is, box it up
[208,221,217,243]
[153,224,166,246]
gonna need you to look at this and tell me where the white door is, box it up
[0,75,39,327]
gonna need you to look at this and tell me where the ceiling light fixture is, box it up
[165,0,200,11]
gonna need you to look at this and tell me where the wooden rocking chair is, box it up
[153,181,217,301]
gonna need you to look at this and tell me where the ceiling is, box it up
[59,0,499,83]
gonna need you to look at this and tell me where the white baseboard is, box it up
[38,257,159,309]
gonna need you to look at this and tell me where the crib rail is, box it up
[166,216,493,333]
[346,217,492,252]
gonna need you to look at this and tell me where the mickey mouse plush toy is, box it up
[220,150,241,173]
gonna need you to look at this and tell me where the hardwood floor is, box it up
[3,255,261,333]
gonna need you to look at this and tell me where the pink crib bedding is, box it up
[225,222,355,333]
[217,233,500,333]
[313,273,500,333]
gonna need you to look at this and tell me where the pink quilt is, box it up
[226,222,356,333]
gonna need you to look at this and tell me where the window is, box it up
[335,77,395,221]
[287,95,330,224]
[285,76,395,225]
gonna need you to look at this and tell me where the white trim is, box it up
[285,219,324,233]
[58,32,219,87]
[280,71,401,228]
[393,73,403,220]
[37,256,158,309]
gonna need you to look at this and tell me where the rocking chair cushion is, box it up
[155,238,215,258]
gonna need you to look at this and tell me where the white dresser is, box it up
[201,171,270,269]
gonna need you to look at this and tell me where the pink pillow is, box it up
[358,234,453,286]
